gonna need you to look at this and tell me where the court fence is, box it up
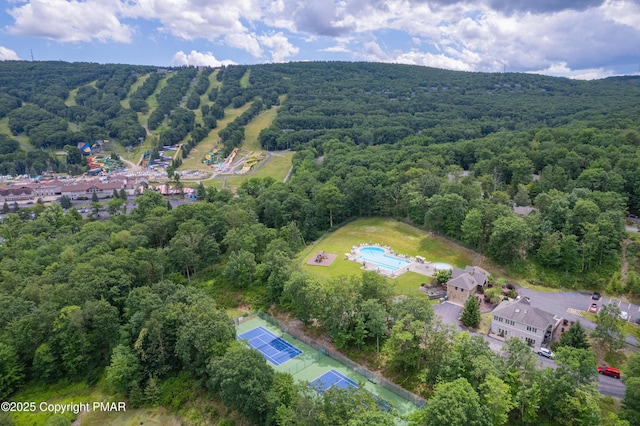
[257,311,427,409]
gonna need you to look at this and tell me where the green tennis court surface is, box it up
[236,316,418,418]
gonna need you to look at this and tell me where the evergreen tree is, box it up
[59,195,71,209]
[144,376,161,406]
[112,189,119,199]
[2,201,9,213]
[461,296,481,328]
[119,188,127,199]
[558,321,590,349]
[91,191,99,203]
[128,382,145,408]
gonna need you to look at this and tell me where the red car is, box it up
[598,366,621,379]
[588,303,598,313]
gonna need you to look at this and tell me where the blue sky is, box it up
[1,0,640,79]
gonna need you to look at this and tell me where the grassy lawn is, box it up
[297,218,477,297]
[208,151,294,190]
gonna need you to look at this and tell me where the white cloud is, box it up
[258,32,299,62]
[171,50,236,67]
[530,61,617,80]
[321,45,351,53]
[225,32,263,58]
[602,0,640,30]
[0,47,21,61]
[8,0,134,42]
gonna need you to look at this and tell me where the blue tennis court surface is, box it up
[238,326,302,366]
[310,369,358,392]
[310,369,390,411]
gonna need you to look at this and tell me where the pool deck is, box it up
[347,243,435,279]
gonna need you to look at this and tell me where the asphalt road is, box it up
[432,296,629,398]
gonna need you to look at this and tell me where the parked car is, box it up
[588,303,598,313]
[591,292,601,300]
[598,366,621,379]
[620,311,629,321]
[538,347,554,359]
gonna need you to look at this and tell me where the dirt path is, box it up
[119,156,141,171]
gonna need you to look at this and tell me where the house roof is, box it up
[448,273,478,291]
[493,298,559,329]
[449,265,489,290]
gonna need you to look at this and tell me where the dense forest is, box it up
[2,61,640,425]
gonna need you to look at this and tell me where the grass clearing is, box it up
[180,102,252,170]
[298,218,477,297]
[121,73,150,109]
[138,74,170,128]
[65,88,78,106]
[212,151,294,191]
[243,105,280,151]
[240,68,251,88]
[0,117,33,151]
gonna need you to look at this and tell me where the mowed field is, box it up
[298,218,478,297]
[206,150,294,190]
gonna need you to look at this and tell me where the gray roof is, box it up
[449,266,489,290]
[513,206,535,216]
[493,299,558,329]
[448,273,478,291]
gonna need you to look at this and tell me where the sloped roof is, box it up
[449,265,489,290]
[493,298,558,329]
[448,273,478,291]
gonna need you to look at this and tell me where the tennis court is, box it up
[238,326,302,366]
[310,369,358,392]
[310,369,390,410]
[235,316,417,418]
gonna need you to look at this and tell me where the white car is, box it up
[538,347,555,359]
[620,311,629,321]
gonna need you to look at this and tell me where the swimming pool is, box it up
[357,247,411,272]
[433,262,453,271]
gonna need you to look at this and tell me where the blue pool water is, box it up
[357,247,411,272]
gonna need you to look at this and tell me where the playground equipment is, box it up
[226,147,239,165]
[204,149,220,165]
[77,139,109,156]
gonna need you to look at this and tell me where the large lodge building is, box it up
[0,175,142,205]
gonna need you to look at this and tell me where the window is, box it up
[525,337,535,346]
[526,326,538,333]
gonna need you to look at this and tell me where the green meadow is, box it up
[298,218,477,297]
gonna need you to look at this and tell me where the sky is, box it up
[1,0,640,80]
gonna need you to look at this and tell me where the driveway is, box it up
[515,287,639,347]
[433,302,462,325]
[433,299,628,398]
